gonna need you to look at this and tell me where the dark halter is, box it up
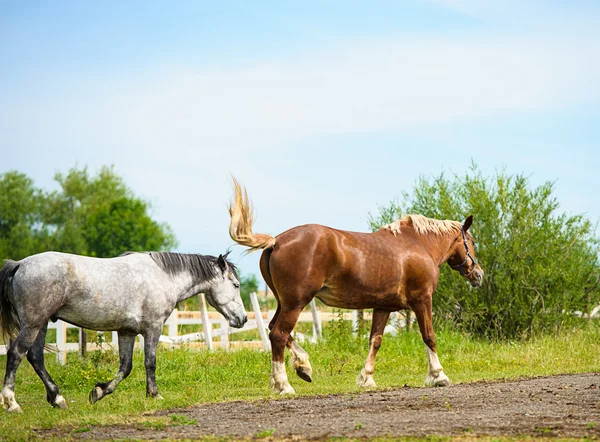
[449,226,478,277]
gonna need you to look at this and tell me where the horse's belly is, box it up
[315,287,407,311]
[56,302,143,332]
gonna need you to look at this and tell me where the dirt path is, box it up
[41,373,599,440]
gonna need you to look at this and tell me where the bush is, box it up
[368,164,600,340]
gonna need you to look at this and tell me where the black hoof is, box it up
[296,367,313,383]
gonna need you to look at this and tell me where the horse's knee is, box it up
[422,336,436,351]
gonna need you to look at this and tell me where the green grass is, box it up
[0,322,599,440]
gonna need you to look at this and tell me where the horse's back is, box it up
[266,224,434,310]
[11,251,169,331]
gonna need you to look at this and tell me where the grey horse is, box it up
[0,250,247,413]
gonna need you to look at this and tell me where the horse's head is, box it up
[447,215,484,287]
[205,253,248,328]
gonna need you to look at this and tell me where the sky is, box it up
[1,1,599,282]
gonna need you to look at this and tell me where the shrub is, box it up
[368,164,600,340]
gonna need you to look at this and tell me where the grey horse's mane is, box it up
[122,251,238,281]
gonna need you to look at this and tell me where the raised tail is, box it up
[228,178,276,253]
[0,260,20,344]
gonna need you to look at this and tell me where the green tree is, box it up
[240,273,260,310]
[369,164,600,340]
[0,171,46,260]
[42,165,176,257]
[0,166,177,261]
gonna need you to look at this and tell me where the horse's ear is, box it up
[463,215,474,232]
[217,254,228,272]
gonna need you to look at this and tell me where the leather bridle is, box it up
[449,227,478,277]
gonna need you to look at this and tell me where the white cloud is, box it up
[22,34,596,159]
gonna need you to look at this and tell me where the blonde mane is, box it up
[380,214,462,237]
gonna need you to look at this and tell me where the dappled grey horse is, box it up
[0,250,247,413]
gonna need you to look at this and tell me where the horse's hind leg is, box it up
[261,252,313,384]
[269,304,307,395]
[412,295,450,387]
[89,332,136,404]
[1,325,42,413]
[26,322,66,409]
[287,336,312,382]
[357,308,390,388]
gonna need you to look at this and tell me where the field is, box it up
[1,322,599,440]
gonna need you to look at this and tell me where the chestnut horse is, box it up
[228,179,484,394]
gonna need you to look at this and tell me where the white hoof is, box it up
[279,384,296,395]
[53,394,68,409]
[270,378,295,395]
[1,389,21,412]
[425,371,451,387]
[7,403,22,413]
[357,370,377,388]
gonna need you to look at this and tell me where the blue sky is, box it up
[1,1,599,281]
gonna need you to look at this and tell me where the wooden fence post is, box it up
[310,299,322,340]
[250,291,271,351]
[167,309,178,345]
[219,317,229,349]
[79,328,87,357]
[56,321,67,365]
[200,293,213,350]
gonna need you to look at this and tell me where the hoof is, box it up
[425,371,451,387]
[148,393,164,400]
[89,386,103,404]
[357,374,377,388]
[295,366,312,383]
[279,384,296,395]
[434,377,451,387]
[357,369,377,388]
[53,395,68,409]
[6,403,22,413]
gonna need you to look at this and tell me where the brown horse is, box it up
[228,179,484,394]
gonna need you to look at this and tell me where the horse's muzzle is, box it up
[229,315,248,329]
[469,268,484,287]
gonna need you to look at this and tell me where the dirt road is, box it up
[41,373,599,439]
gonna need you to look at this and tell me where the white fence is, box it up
[7,293,590,365]
[0,292,323,364]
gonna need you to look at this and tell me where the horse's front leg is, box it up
[269,305,304,395]
[142,327,163,399]
[412,296,450,387]
[89,332,136,404]
[357,308,390,388]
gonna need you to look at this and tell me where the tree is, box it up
[43,165,176,257]
[0,166,177,261]
[368,164,600,339]
[0,171,45,260]
[240,273,260,310]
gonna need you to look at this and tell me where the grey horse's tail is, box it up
[0,260,20,344]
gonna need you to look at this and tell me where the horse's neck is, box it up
[418,231,457,266]
[170,272,216,303]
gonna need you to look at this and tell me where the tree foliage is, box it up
[369,164,600,340]
[0,166,177,261]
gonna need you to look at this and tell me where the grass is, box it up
[0,321,599,440]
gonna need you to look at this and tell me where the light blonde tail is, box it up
[228,178,276,253]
